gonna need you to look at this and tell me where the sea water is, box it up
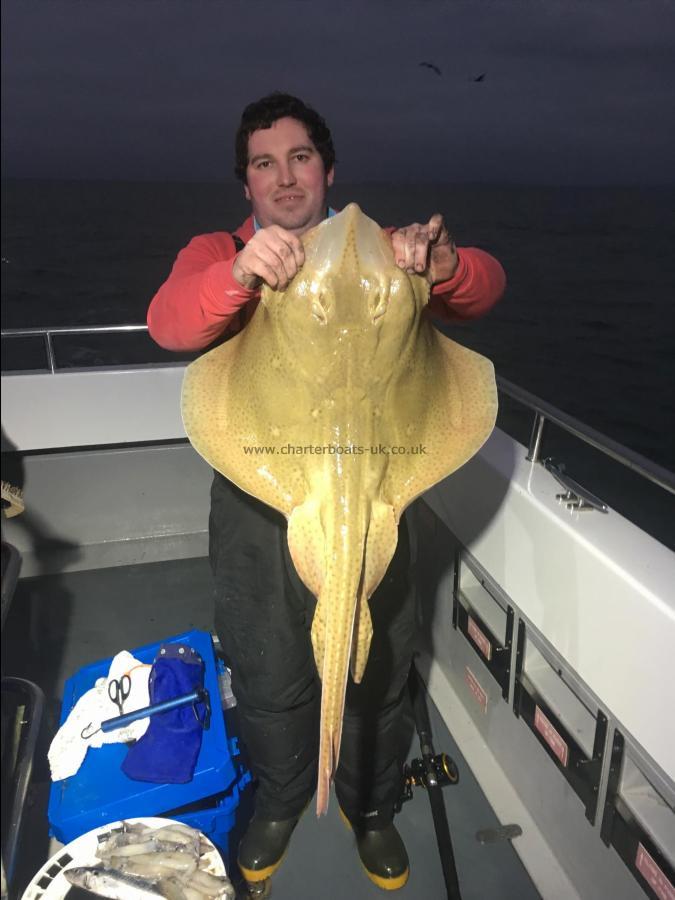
[2,179,673,545]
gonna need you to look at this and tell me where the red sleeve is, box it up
[147,231,259,351]
[428,247,506,324]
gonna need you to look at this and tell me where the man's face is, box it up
[244,116,334,236]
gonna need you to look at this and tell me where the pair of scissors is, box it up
[108,673,131,716]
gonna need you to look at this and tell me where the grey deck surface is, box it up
[2,556,541,900]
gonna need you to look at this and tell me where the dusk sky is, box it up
[2,0,675,185]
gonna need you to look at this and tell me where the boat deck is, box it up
[2,554,542,900]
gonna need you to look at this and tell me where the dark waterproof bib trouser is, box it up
[210,472,416,830]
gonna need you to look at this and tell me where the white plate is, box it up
[21,817,226,899]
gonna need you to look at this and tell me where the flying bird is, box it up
[419,61,442,77]
[472,73,486,82]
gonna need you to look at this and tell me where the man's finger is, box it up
[405,227,422,271]
[292,240,305,270]
[427,213,445,243]
[270,240,300,283]
[260,225,305,278]
[260,237,303,287]
[277,232,306,271]
[414,231,430,272]
[250,256,281,290]
[256,246,293,290]
[391,230,407,268]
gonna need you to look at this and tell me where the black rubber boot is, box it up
[238,813,301,884]
[339,808,410,890]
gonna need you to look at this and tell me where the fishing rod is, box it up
[398,659,463,900]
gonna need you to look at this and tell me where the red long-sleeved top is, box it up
[147,215,505,351]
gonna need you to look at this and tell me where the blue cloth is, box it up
[121,643,207,784]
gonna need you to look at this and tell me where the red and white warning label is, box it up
[635,843,675,900]
[534,705,569,767]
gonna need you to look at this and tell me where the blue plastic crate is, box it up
[48,629,242,845]
[169,779,245,855]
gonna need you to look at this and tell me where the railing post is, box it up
[44,332,56,374]
[527,412,546,463]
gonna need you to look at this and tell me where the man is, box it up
[148,93,505,891]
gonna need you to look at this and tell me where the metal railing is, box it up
[1,324,149,374]
[2,325,674,497]
[496,376,675,496]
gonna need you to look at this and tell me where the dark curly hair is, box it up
[234,93,336,183]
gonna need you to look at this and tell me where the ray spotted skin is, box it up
[182,204,497,815]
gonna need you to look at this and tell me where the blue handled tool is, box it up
[101,687,210,732]
[81,687,210,739]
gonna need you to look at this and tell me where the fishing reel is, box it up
[395,752,459,810]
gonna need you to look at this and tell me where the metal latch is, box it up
[476,824,523,844]
[543,458,609,513]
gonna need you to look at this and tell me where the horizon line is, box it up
[2,175,675,190]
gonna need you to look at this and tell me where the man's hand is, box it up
[232,226,305,291]
[390,214,458,284]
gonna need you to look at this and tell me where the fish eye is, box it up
[371,284,390,322]
[311,298,328,324]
